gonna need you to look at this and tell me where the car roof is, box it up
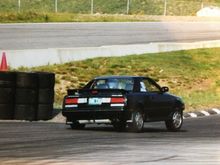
[94,75,146,80]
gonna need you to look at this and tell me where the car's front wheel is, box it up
[70,121,85,130]
[129,111,144,132]
[165,111,183,131]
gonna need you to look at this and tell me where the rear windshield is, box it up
[90,78,134,91]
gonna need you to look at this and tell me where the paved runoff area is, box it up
[0,114,220,165]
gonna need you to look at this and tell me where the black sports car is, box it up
[62,76,185,132]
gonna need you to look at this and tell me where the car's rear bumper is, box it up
[62,109,131,122]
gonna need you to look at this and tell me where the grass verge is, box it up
[0,12,159,23]
[16,48,220,112]
[1,12,220,23]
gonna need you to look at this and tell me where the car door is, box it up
[141,78,173,120]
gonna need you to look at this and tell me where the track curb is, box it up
[183,108,220,119]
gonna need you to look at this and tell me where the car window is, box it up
[91,78,134,91]
[142,79,160,92]
[140,81,147,92]
[92,79,108,89]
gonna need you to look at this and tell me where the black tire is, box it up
[129,111,144,132]
[165,111,183,132]
[36,72,55,89]
[14,104,37,121]
[112,120,127,131]
[0,88,15,104]
[70,121,86,130]
[0,104,14,119]
[0,71,16,88]
[37,104,53,120]
[15,89,38,104]
[16,72,38,88]
[38,89,54,104]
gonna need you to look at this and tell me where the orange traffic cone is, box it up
[0,52,8,71]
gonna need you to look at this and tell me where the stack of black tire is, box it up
[0,72,16,119]
[0,71,55,121]
[37,72,55,120]
[14,72,39,121]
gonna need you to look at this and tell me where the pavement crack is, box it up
[136,155,178,163]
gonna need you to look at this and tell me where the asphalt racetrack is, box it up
[1,21,220,164]
[0,115,220,165]
[1,22,220,50]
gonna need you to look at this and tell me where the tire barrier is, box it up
[15,89,38,104]
[37,72,55,89]
[0,104,14,119]
[38,89,54,104]
[0,72,16,119]
[36,72,55,121]
[0,71,16,88]
[16,72,38,88]
[14,72,38,121]
[14,104,37,121]
[0,71,55,121]
[37,104,53,121]
[0,88,14,104]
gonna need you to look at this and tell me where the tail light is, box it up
[110,97,126,107]
[65,98,87,104]
[110,97,126,103]
[65,98,78,104]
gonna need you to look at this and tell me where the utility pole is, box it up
[18,0,21,12]
[91,0,94,14]
[55,0,58,13]
[164,0,167,16]
[127,0,130,14]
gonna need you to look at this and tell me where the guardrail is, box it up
[3,40,220,68]
[0,71,55,121]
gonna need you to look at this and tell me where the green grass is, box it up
[0,0,219,15]
[0,12,160,23]
[16,48,220,112]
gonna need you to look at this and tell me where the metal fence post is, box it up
[201,0,204,9]
[91,0,94,14]
[18,0,21,12]
[164,0,167,16]
[55,0,58,13]
[127,0,130,14]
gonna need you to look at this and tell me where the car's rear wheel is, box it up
[129,111,144,132]
[70,121,85,130]
[165,111,183,131]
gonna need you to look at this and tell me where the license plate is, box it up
[88,98,102,105]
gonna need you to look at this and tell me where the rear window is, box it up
[90,78,134,91]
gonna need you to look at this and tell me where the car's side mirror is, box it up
[161,86,169,93]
